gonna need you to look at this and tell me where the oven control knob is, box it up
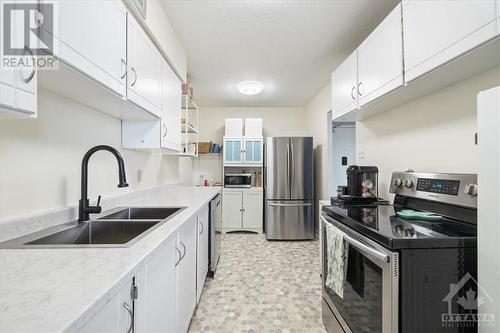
[464,184,478,196]
[404,179,414,188]
[393,178,403,187]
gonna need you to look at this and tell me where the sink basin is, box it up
[25,220,160,246]
[0,206,186,248]
[99,207,182,220]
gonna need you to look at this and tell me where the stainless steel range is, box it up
[321,172,478,333]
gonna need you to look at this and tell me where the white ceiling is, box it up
[160,0,399,107]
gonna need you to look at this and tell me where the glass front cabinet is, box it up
[223,137,263,164]
[244,138,263,164]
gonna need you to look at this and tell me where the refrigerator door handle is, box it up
[286,142,290,196]
[290,140,294,196]
[268,202,312,207]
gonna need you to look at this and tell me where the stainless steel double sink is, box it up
[0,207,185,248]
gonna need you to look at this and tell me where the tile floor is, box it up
[188,233,326,333]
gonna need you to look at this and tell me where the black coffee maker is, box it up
[336,165,379,203]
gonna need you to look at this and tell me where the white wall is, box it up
[305,85,331,202]
[0,89,181,221]
[357,66,500,199]
[304,84,332,233]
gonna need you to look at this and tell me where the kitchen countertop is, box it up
[0,185,221,333]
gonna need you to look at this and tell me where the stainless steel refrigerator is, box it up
[265,137,314,240]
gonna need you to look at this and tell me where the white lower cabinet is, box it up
[78,204,213,333]
[135,236,177,332]
[176,214,198,333]
[222,188,263,233]
[78,278,135,333]
[196,204,210,303]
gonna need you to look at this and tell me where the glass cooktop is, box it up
[322,203,477,249]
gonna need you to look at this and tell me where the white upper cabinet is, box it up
[402,0,497,82]
[357,3,403,107]
[127,15,164,117]
[161,62,182,152]
[48,0,127,97]
[331,51,358,119]
[0,2,37,118]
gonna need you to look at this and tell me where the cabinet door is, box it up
[127,15,163,117]
[222,191,243,229]
[49,0,127,97]
[242,191,263,230]
[177,216,197,333]
[161,63,182,151]
[135,236,177,333]
[196,204,210,303]
[358,3,403,107]
[244,138,263,164]
[0,3,37,117]
[223,138,243,164]
[331,51,357,119]
[403,0,497,82]
[78,279,135,333]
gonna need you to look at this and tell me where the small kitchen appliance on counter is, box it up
[321,171,478,333]
[335,165,387,205]
[224,173,252,188]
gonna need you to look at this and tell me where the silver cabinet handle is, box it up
[358,82,364,96]
[162,123,167,138]
[23,46,36,84]
[320,216,389,263]
[350,86,356,100]
[34,9,44,27]
[120,58,127,79]
[199,222,204,235]
[180,242,186,260]
[123,302,134,333]
[269,202,312,207]
[130,67,137,86]
[174,246,182,267]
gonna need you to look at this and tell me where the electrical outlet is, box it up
[137,169,142,183]
[357,151,365,159]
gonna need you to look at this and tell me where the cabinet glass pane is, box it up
[233,140,241,162]
[253,141,261,162]
[245,141,253,162]
[226,141,234,162]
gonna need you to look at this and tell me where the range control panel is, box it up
[390,172,477,208]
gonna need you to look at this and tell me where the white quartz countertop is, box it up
[0,185,221,333]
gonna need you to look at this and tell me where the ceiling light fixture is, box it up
[238,81,264,95]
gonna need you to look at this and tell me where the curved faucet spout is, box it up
[79,145,129,222]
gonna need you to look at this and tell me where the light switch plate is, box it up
[357,151,365,159]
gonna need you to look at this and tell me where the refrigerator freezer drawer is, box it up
[265,200,314,240]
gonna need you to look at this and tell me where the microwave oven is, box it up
[224,173,252,188]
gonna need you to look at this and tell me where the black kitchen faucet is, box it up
[78,145,128,222]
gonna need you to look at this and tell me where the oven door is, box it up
[320,214,399,333]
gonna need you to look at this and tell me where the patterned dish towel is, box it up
[323,221,349,298]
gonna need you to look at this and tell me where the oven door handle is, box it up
[321,216,390,263]
[344,234,390,263]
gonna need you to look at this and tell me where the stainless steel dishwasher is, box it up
[208,193,221,277]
